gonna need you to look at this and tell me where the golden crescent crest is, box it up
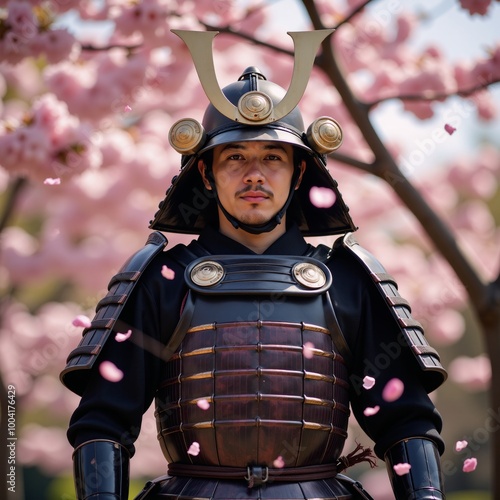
[171,29,335,125]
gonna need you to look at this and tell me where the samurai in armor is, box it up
[61,30,447,499]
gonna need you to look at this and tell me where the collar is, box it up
[197,224,310,256]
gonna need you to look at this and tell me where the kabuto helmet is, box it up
[149,30,357,237]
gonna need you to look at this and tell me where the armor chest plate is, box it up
[156,255,350,468]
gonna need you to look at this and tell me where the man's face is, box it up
[201,141,302,228]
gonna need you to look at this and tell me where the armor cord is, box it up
[336,441,377,473]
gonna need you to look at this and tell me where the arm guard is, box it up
[73,440,129,500]
[60,231,168,396]
[385,438,445,499]
[337,233,447,393]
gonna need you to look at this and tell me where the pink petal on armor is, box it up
[197,399,210,410]
[115,329,132,342]
[99,361,124,382]
[393,463,412,475]
[363,376,376,389]
[382,378,404,402]
[273,456,285,468]
[161,265,175,280]
[309,186,336,208]
[303,342,315,359]
[187,442,200,456]
[363,405,380,417]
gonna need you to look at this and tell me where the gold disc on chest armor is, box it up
[190,260,224,286]
[292,262,327,289]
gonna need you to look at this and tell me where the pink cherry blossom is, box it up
[309,186,336,208]
[448,355,491,391]
[462,457,478,473]
[455,440,468,452]
[393,463,412,476]
[363,406,380,417]
[382,378,405,402]
[187,442,200,456]
[444,124,456,135]
[99,361,124,382]
[43,178,61,185]
[161,265,175,280]
[363,376,376,390]
[115,329,132,342]
[273,456,285,468]
[196,399,210,410]
[72,315,92,328]
[303,342,315,359]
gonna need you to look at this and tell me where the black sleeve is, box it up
[66,253,187,456]
[328,246,445,459]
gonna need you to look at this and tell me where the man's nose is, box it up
[243,158,265,183]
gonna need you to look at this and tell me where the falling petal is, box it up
[455,440,468,452]
[161,265,175,280]
[187,442,200,456]
[124,105,132,112]
[115,329,132,342]
[363,376,376,390]
[363,405,380,417]
[463,457,477,473]
[303,342,315,359]
[393,463,412,476]
[444,123,456,135]
[72,315,92,328]
[273,456,285,468]
[309,186,336,208]
[44,177,61,185]
[382,378,404,402]
[99,361,124,382]
[197,399,210,410]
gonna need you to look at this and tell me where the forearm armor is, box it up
[73,440,130,500]
[385,438,445,499]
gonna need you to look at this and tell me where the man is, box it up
[61,30,447,499]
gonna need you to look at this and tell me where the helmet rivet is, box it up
[306,117,343,154]
[168,118,206,155]
[238,91,273,122]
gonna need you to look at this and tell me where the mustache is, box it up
[236,185,273,197]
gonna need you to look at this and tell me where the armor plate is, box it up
[155,255,351,470]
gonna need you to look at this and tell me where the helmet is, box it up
[149,34,356,236]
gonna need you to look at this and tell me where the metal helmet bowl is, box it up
[150,66,356,236]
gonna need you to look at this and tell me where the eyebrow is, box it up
[219,143,288,153]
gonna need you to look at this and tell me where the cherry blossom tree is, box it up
[1,0,499,498]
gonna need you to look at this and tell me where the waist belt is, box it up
[168,462,338,488]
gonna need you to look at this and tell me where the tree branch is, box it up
[367,79,500,108]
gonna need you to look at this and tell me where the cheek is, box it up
[214,169,238,191]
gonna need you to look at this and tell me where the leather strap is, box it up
[167,462,338,485]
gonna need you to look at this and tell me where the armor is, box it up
[62,29,448,500]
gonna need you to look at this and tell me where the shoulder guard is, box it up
[337,233,447,393]
[60,231,168,395]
